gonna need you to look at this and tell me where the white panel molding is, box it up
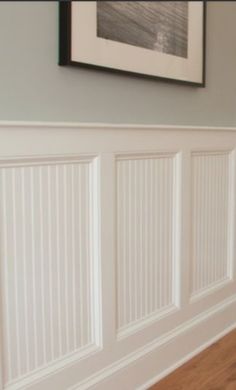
[115,152,181,338]
[0,154,96,167]
[117,305,179,341]
[190,150,235,301]
[0,155,102,389]
[0,122,236,390]
[3,344,99,390]
[190,278,234,303]
[227,150,236,280]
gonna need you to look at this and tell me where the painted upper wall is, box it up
[0,1,236,126]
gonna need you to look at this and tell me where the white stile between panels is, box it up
[0,122,235,390]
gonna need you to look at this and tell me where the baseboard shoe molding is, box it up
[69,294,236,390]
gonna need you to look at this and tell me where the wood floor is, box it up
[150,329,236,390]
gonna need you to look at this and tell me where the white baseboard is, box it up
[70,295,236,390]
[138,321,236,390]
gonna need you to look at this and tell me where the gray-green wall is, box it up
[0,1,236,126]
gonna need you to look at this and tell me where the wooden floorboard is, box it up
[150,329,236,390]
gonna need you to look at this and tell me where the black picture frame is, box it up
[59,1,206,87]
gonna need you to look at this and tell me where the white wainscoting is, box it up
[116,152,180,338]
[0,122,236,390]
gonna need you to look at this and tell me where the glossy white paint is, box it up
[0,122,235,390]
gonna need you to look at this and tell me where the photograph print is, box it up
[97,2,188,59]
[60,1,205,86]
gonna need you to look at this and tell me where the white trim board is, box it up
[0,121,236,132]
[138,322,236,390]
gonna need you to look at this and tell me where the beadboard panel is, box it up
[116,153,180,337]
[0,156,100,387]
[190,151,234,300]
[0,123,236,390]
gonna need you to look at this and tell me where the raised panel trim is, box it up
[117,304,179,340]
[115,152,182,338]
[3,344,100,390]
[190,278,233,303]
[190,150,235,301]
[116,151,179,160]
[0,154,96,167]
[0,154,102,389]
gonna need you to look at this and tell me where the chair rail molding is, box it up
[0,121,236,390]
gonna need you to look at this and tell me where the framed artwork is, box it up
[59,1,206,87]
